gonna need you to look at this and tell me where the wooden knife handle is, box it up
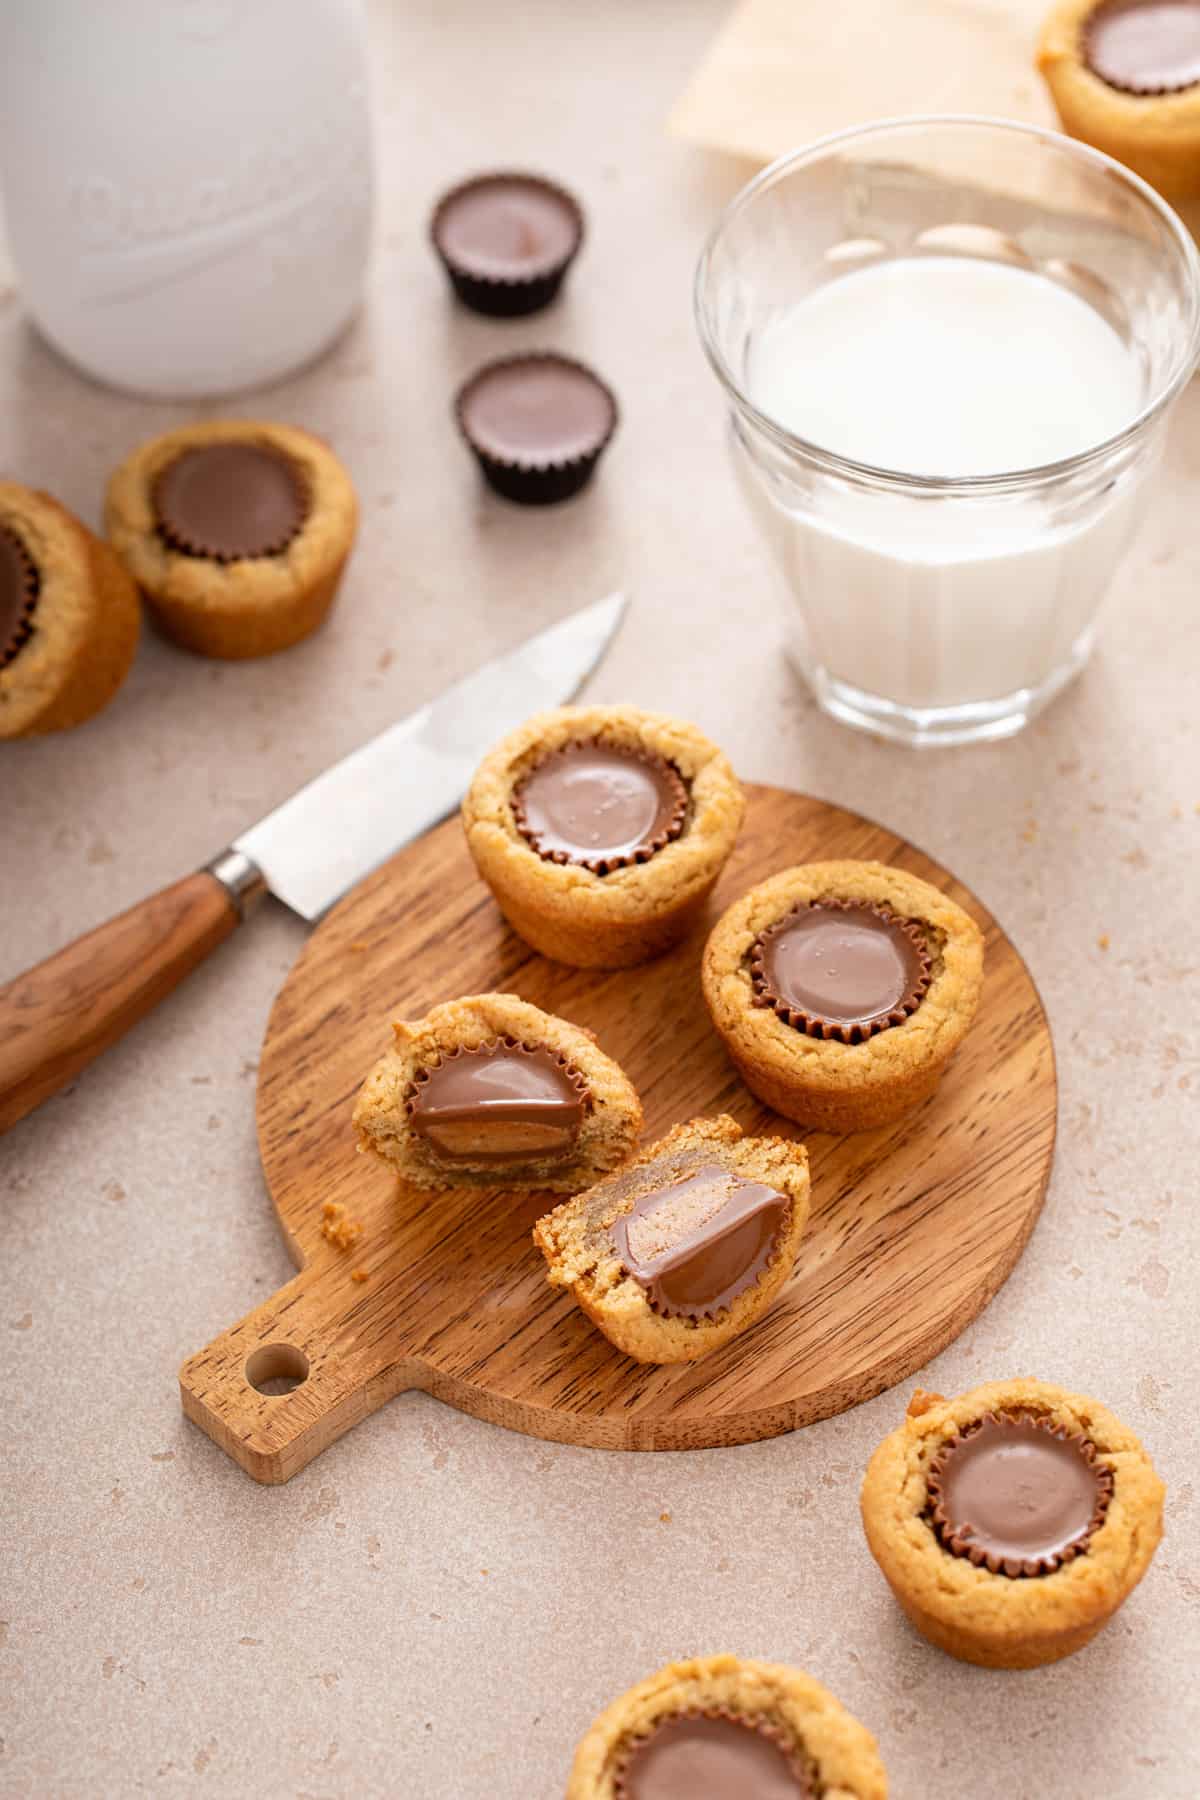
[0,871,241,1134]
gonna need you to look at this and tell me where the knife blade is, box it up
[237,589,626,920]
[0,591,626,1133]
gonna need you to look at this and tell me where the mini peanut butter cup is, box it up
[751,898,932,1044]
[405,1037,589,1165]
[1083,0,1200,95]
[431,171,585,317]
[613,1163,790,1320]
[927,1412,1114,1577]
[511,740,686,873]
[0,523,39,671]
[455,353,618,505]
[153,441,309,563]
[612,1707,815,1799]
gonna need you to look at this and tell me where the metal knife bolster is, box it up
[205,849,269,919]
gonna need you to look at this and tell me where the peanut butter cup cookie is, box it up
[567,1655,887,1799]
[702,861,983,1132]
[105,420,357,659]
[353,993,642,1192]
[534,1115,809,1364]
[1038,0,1200,201]
[860,1379,1165,1668]
[462,704,744,967]
[0,481,139,738]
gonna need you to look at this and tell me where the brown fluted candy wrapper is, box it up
[403,1037,591,1166]
[751,897,932,1044]
[612,1706,815,1797]
[612,1163,791,1321]
[153,441,310,563]
[404,1037,589,1114]
[0,523,39,670]
[455,353,618,505]
[1083,0,1200,96]
[430,171,584,318]
[926,1411,1115,1578]
[511,741,687,874]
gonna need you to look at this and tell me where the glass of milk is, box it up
[696,118,1200,746]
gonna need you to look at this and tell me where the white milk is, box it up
[744,256,1148,711]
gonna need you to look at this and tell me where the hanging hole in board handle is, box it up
[244,1342,311,1397]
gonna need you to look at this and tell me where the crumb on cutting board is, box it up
[321,1201,364,1250]
[351,1267,369,1283]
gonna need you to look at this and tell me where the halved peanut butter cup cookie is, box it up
[567,1654,887,1799]
[353,993,642,1192]
[534,1115,809,1364]
[462,704,744,967]
[703,860,983,1132]
[860,1378,1164,1668]
[105,420,357,659]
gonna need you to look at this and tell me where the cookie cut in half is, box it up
[353,993,642,1192]
[0,481,140,738]
[702,860,984,1132]
[860,1378,1165,1668]
[105,420,357,659]
[533,1116,809,1363]
[1038,0,1200,202]
[566,1654,887,1799]
[462,703,744,967]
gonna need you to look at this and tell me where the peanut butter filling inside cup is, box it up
[154,441,309,563]
[1084,0,1200,94]
[613,1163,790,1319]
[927,1413,1114,1577]
[406,1040,587,1164]
[613,1709,815,1799]
[0,524,39,671]
[511,741,687,873]
[751,898,931,1043]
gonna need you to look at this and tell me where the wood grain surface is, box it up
[0,871,238,1135]
[179,785,1056,1484]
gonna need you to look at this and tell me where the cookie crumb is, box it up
[351,1267,369,1283]
[1098,933,1110,952]
[350,940,369,953]
[907,1387,943,1418]
[321,1201,364,1250]
[659,1511,672,1524]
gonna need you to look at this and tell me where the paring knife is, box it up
[0,591,626,1134]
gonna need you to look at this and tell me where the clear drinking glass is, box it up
[696,118,1200,747]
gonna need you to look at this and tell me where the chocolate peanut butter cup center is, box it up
[751,899,931,1043]
[1084,0,1200,94]
[613,1162,790,1319]
[457,356,616,466]
[433,174,582,280]
[512,741,687,873]
[0,524,39,671]
[613,1709,814,1799]
[154,442,308,563]
[407,1039,587,1164]
[927,1413,1114,1577]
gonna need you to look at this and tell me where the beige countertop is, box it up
[2,4,1198,1796]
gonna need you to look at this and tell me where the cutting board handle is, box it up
[180,1262,417,1485]
[0,870,240,1134]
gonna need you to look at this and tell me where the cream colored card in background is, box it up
[669,0,1055,165]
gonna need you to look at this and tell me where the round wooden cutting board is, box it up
[180,784,1056,1484]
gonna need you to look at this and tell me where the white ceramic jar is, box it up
[0,0,374,397]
